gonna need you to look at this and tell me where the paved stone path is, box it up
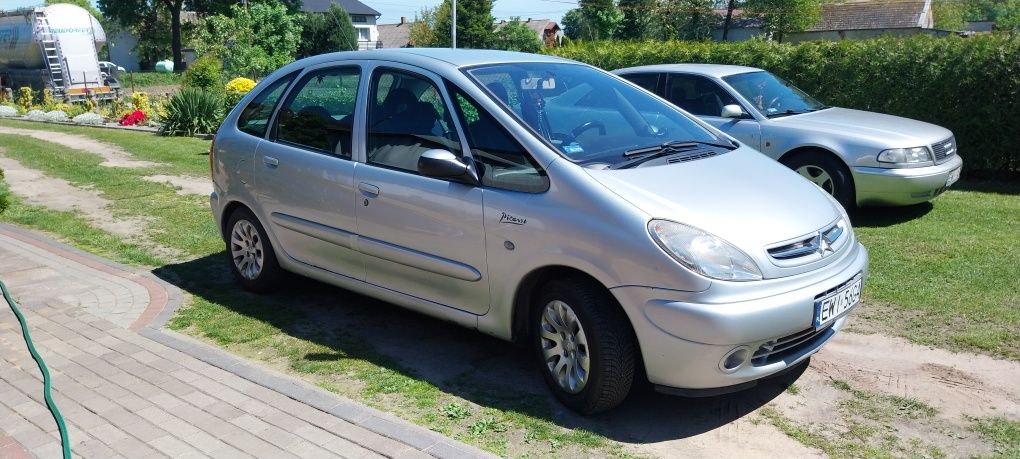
[0,224,492,459]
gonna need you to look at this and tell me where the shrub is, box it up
[64,103,86,118]
[549,34,1020,175]
[130,92,152,118]
[0,105,16,118]
[16,87,33,112]
[159,88,223,136]
[224,77,256,111]
[24,109,46,121]
[43,110,67,122]
[120,109,146,126]
[73,112,104,125]
[41,88,55,110]
[182,53,223,91]
[0,168,9,215]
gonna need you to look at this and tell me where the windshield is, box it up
[465,62,721,166]
[723,71,825,117]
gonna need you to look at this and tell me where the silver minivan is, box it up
[210,49,869,414]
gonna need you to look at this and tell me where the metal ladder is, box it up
[33,9,65,96]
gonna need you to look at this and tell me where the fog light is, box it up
[719,346,751,373]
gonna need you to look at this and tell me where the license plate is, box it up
[815,275,863,329]
[946,168,961,187]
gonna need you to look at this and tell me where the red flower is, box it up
[119,109,146,126]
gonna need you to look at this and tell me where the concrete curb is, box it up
[141,327,496,459]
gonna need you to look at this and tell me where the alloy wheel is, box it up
[539,300,591,394]
[796,164,835,195]
[230,219,264,281]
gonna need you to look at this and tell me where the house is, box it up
[713,0,953,42]
[377,16,412,48]
[301,0,382,50]
[500,18,563,47]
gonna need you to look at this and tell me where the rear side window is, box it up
[666,74,739,117]
[273,66,361,158]
[622,73,659,94]
[450,87,548,193]
[237,72,295,138]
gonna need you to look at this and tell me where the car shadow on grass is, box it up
[155,252,804,445]
[850,202,933,228]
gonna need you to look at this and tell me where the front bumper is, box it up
[611,241,868,391]
[853,155,963,206]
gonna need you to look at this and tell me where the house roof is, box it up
[806,0,931,31]
[377,21,412,48]
[301,0,380,16]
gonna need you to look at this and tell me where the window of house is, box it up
[366,69,462,173]
[273,66,360,157]
[356,27,370,41]
[237,72,295,138]
[352,15,367,23]
[450,87,548,193]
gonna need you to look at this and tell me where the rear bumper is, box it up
[611,241,868,391]
[853,155,963,206]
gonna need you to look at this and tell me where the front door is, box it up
[354,66,490,315]
[254,65,364,280]
[664,73,762,150]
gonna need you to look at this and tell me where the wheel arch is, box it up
[220,200,253,241]
[778,146,857,201]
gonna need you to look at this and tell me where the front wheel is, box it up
[782,152,855,209]
[533,277,637,414]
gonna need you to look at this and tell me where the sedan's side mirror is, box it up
[721,104,745,119]
[418,149,479,185]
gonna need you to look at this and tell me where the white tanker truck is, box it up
[0,3,119,102]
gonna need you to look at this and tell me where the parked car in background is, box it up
[615,64,963,208]
[211,49,868,414]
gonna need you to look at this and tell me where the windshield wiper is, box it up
[624,139,735,157]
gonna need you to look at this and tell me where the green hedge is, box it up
[548,35,1020,176]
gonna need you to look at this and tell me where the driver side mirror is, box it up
[418,149,479,185]
[721,104,745,119]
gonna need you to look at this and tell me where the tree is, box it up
[99,0,185,72]
[434,0,495,48]
[933,0,967,30]
[743,0,821,42]
[617,0,655,39]
[998,0,1020,30]
[297,3,359,57]
[493,17,543,52]
[408,5,444,47]
[193,2,301,78]
[654,0,716,40]
[562,0,624,41]
[720,0,746,40]
[187,0,303,16]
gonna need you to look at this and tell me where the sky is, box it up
[3,0,572,24]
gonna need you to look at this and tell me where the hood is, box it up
[586,148,844,278]
[773,107,952,146]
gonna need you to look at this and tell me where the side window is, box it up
[274,66,360,158]
[667,74,739,117]
[367,69,461,173]
[237,72,295,138]
[450,87,549,193]
[622,73,660,94]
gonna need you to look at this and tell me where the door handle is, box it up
[263,156,279,167]
[358,182,380,197]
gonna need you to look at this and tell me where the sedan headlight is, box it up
[647,220,762,281]
[877,146,932,165]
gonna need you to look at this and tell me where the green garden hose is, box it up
[1,278,71,459]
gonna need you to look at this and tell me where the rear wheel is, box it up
[226,208,283,293]
[783,151,855,209]
[533,277,636,414]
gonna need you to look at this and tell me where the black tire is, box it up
[782,151,856,209]
[532,277,637,414]
[225,208,284,293]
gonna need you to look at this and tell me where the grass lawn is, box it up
[121,71,181,90]
[0,121,1017,455]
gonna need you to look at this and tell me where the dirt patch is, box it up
[0,126,156,168]
[0,152,181,260]
[142,174,212,196]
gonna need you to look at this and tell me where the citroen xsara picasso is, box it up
[210,49,868,414]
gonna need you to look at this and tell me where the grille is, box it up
[931,136,956,164]
[665,149,718,164]
[752,324,834,366]
[767,221,844,261]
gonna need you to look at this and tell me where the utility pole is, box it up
[451,0,457,48]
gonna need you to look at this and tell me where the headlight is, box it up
[647,220,762,281]
[877,146,931,165]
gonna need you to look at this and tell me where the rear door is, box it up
[665,73,762,150]
[254,64,365,280]
[353,64,490,315]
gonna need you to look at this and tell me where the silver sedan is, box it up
[615,64,963,207]
[211,50,868,414]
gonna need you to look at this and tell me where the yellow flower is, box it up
[225,77,257,94]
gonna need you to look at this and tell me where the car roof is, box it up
[614,63,763,78]
[284,48,574,72]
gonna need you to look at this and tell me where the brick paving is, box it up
[0,225,493,459]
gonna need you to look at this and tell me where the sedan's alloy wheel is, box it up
[795,164,835,195]
[540,300,591,394]
[231,220,264,281]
